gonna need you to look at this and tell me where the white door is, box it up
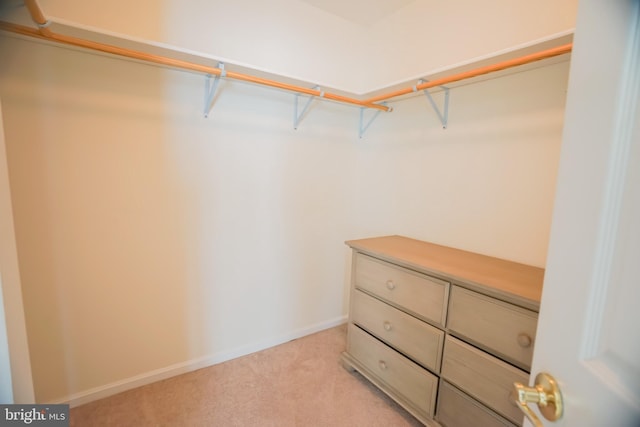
[528,0,640,426]
[0,274,14,403]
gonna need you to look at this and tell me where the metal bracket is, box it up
[204,62,226,118]
[294,86,323,129]
[358,102,388,138]
[415,79,450,129]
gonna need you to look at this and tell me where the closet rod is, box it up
[365,43,573,104]
[3,0,392,112]
[5,0,573,110]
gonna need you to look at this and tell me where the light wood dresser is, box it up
[341,236,544,427]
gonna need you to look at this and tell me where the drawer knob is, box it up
[378,360,387,370]
[386,280,395,290]
[517,333,533,348]
[383,321,392,331]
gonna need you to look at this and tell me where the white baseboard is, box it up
[52,315,347,408]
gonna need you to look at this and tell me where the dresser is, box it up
[341,236,544,427]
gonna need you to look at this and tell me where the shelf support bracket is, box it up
[204,62,225,118]
[294,86,322,129]
[359,102,388,138]
[416,79,450,129]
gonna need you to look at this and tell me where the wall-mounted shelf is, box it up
[0,0,573,136]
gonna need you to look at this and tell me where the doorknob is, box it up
[513,372,563,426]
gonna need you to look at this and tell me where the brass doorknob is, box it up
[513,373,563,426]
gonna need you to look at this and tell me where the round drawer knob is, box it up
[383,321,392,331]
[386,280,395,290]
[517,333,533,348]
[378,360,387,370]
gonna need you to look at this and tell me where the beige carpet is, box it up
[70,324,424,426]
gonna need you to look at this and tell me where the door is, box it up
[0,274,14,403]
[528,0,640,426]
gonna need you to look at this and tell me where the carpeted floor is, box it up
[69,324,424,426]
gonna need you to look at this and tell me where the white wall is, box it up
[363,0,579,91]
[349,65,568,263]
[0,35,359,404]
[0,33,569,404]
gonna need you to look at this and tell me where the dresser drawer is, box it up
[447,286,537,370]
[347,323,439,418]
[351,289,445,372]
[441,336,527,425]
[354,253,449,326]
[436,381,516,427]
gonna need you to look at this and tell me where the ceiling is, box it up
[297,0,417,26]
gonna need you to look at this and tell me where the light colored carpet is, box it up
[70,324,424,426]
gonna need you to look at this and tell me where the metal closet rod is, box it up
[6,0,572,112]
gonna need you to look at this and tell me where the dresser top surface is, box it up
[346,235,544,310]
